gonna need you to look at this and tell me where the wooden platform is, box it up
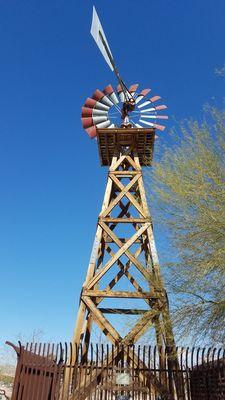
[97,127,155,166]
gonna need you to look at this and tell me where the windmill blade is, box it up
[135,123,143,128]
[138,96,162,109]
[127,83,139,100]
[141,115,168,120]
[82,107,108,117]
[103,85,119,104]
[86,126,97,138]
[117,84,126,102]
[91,6,115,72]
[129,83,139,95]
[135,89,151,104]
[139,119,166,131]
[117,83,134,102]
[92,89,114,107]
[117,84,124,102]
[140,105,167,113]
[84,97,110,111]
[153,123,166,131]
[155,104,167,111]
[139,119,155,127]
[82,116,111,131]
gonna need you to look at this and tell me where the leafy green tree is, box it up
[145,106,225,344]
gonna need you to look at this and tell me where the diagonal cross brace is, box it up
[99,221,154,284]
[86,223,150,289]
[110,173,146,217]
[100,174,140,218]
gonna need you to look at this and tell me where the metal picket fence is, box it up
[7,342,225,400]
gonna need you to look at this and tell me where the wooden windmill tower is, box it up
[72,7,178,398]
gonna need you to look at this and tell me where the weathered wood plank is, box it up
[100,217,150,223]
[105,237,142,243]
[109,171,139,175]
[98,308,149,315]
[82,290,158,299]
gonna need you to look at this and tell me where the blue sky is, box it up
[0,0,224,351]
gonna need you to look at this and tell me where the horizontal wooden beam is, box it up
[113,189,138,193]
[109,171,140,176]
[98,308,149,315]
[105,237,142,244]
[100,218,150,223]
[82,290,158,299]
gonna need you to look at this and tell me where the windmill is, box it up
[72,7,180,399]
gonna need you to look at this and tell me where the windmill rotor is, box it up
[82,83,168,137]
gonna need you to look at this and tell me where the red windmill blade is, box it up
[135,89,151,104]
[139,119,166,131]
[84,97,110,111]
[117,84,132,103]
[140,105,167,113]
[129,84,139,94]
[103,85,119,105]
[138,96,162,109]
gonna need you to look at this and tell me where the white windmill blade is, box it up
[91,6,114,72]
